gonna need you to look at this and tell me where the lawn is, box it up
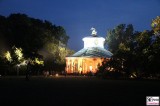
[0,76,160,106]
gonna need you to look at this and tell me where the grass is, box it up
[0,76,160,106]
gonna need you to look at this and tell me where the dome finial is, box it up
[91,27,97,36]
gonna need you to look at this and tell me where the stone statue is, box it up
[91,27,97,36]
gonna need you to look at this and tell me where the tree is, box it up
[151,16,160,36]
[42,41,74,72]
[0,13,73,75]
[100,17,160,79]
[148,16,160,77]
[103,24,134,78]
[3,46,26,75]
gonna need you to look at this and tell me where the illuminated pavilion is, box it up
[65,28,112,74]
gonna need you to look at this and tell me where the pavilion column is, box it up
[82,59,84,73]
[66,59,69,73]
[81,59,83,74]
[75,61,77,73]
[71,60,73,73]
[69,60,71,73]
[78,59,80,73]
[93,58,97,73]
[85,59,88,73]
[66,59,68,73]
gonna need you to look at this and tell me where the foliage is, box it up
[4,51,12,62]
[99,17,160,79]
[103,24,134,77]
[151,16,160,35]
[0,13,73,75]
[105,24,133,54]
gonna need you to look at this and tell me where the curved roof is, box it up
[68,47,113,58]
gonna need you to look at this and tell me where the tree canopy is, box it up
[0,13,74,75]
[98,16,160,79]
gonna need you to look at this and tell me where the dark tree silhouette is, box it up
[0,13,74,75]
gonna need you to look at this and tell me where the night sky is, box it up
[0,0,160,51]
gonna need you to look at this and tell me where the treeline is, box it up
[0,13,74,75]
[98,16,160,79]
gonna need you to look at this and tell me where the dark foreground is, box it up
[0,76,160,106]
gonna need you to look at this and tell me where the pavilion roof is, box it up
[68,47,112,58]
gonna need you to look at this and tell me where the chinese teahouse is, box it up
[65,28,112,74]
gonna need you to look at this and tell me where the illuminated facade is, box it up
[65,28,112,74]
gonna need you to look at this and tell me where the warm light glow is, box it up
[14,47,23,60]
[65,28,112,74]
[79,66,82,73]
[66,57,109,74]
[130,72,137,78]
[4,51,12,62]
[17,60,27,67]
[55,73,59,77]
[35,58,44,65]
[108,67,114,71]
[89,66,92,71]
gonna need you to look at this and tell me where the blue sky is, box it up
[0,0,160,51]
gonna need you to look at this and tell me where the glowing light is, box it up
[14,47,23,60]
[83,37,105,48]
[130,75,134,78]
[55,73,59,77]
[4,51,12,62]
[110,68,114,71]
[35,58,44,65]
[130,72,137,78]
[17,60,27,67]
[79,66,82,73]
[89,66,92,71]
